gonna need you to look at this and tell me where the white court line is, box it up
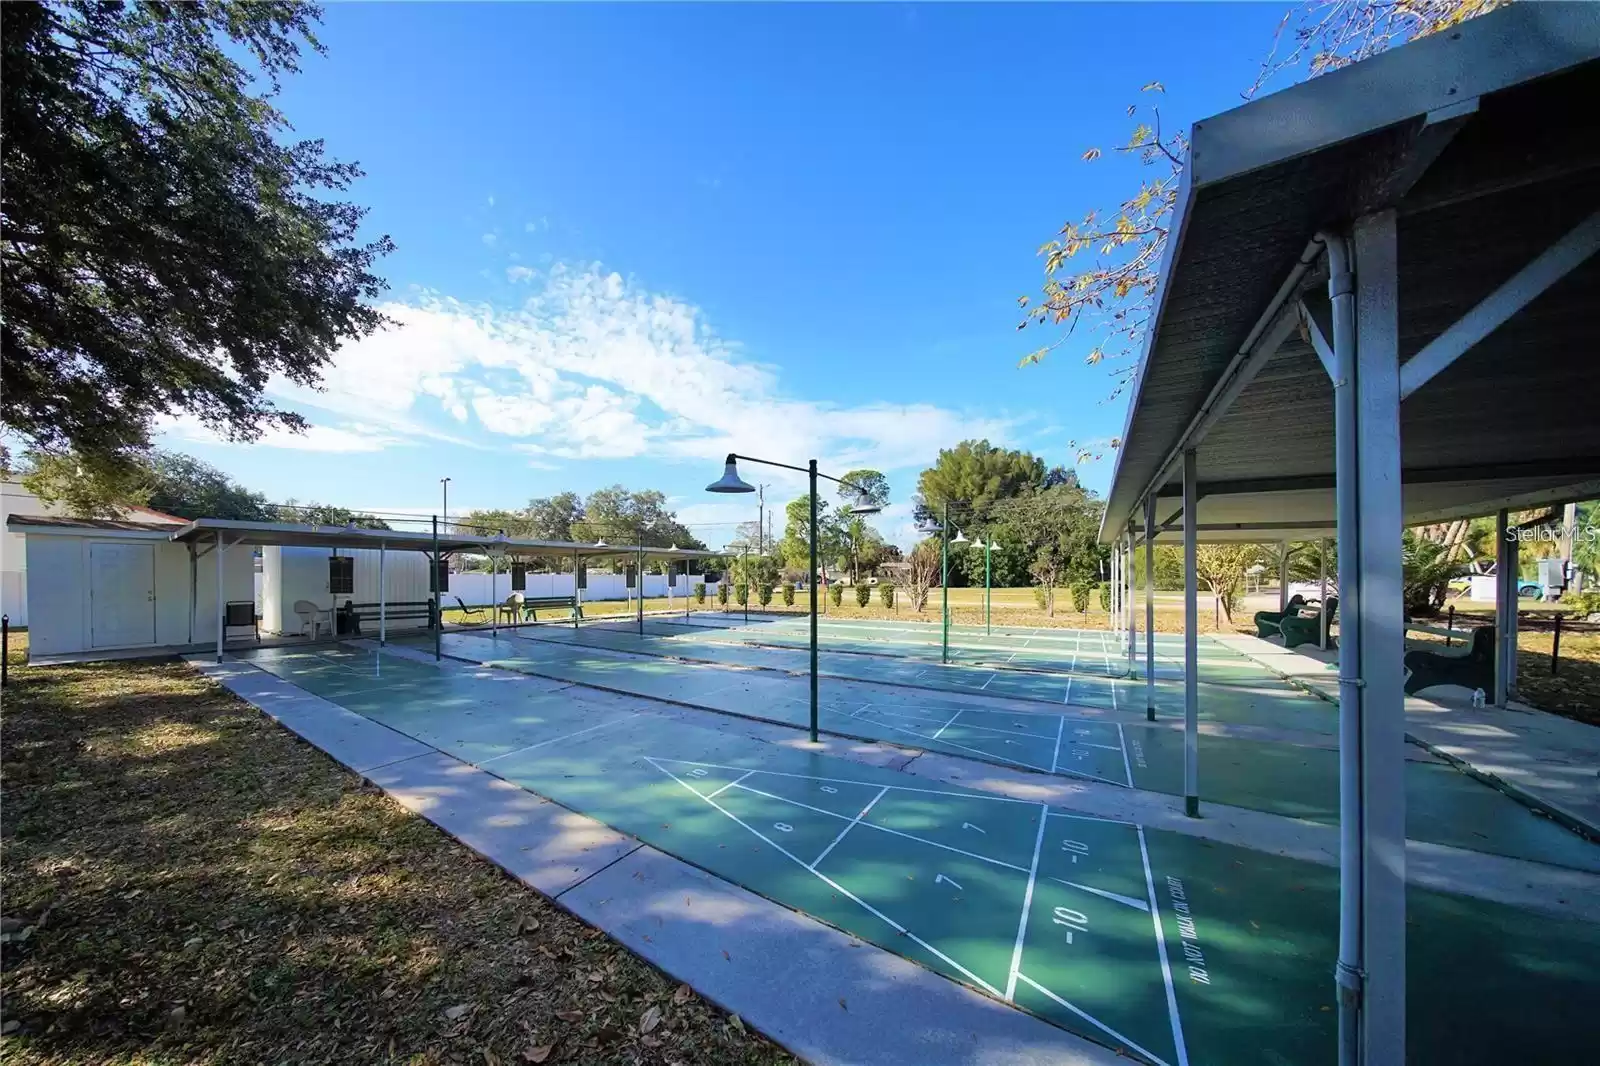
[706,770,755,800]
[478,713,646,765]
[729,783,1032,873]
[1044,808,1141,827]
[650,761,1005,999]
[1118,722,1135,788]
[1015,973,1173,1066]
[645,758,1053,806]
[1049,717,1065,774]
[930,708,964,740]
[979,672,996,690]
[855,715,1101,781]
[1005,804,1050,1003]
[1049,877,1149,912]
[1062,674,1074,705]
[809,786,890,869]
[857,705,1059,742]
[1139,826,1190,1066]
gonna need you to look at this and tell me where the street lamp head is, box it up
[485,531,509,563]
[595,538,608,548]
[970,537,987,551]
[952,529,969,545]
[705,454,755,494]
[846,490,882,516]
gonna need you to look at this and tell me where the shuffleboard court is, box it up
[635,613,1265,683]
[426,631,1600,872]
[234,644,1600,1066]
[502,617,1344,734]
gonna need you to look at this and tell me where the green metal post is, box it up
[984,539,992,637]
[808,460,820,742]
[432,515,442,661]
[940,501,950,664]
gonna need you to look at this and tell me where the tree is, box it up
[1018,0,1499,428]
[896,540,941,612]
[278,500,389,530]
[836,469,890,510]
[993,482,1105,615]
[19,446,273,520]
[571,486,705,553]
[1193,544,1262,623]
[2,1,392,474]
[914,440,1045,527]
[526,493,584,542]
[779,492,843,582]
[839,515,889,585]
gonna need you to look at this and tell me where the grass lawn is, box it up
[0,632,793,1066]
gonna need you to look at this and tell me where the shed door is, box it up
[89,542,156,648]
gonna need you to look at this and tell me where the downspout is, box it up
[1319,228,1363,1066]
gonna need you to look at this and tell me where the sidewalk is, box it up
[1214,632,1600,839]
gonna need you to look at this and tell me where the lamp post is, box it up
[485,532,508,638]
[708,454,882,742]
[934,503,969,664]
[440,477,451,533]
[973,536,996,636]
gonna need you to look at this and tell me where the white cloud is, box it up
[487,195,496,207]
[160,414,406,453]
[481,232,498,246]
[264,263,1016,476]
[506,265,536,283]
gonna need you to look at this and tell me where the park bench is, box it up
[339,599,437,636]
[1403,624,1495,696]
[498,593,583,623]
[1254,594,1307,638]
[1281,596,1337,650]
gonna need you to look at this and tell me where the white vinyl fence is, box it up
[446,570,716,606]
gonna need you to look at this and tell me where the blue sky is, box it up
[162,2,1291,548]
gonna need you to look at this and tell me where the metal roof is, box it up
[1102,3,1600,543]
[165,518,723,560]
[7,514,183,534]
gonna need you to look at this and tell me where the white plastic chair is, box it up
[293,599,332,639]
[499,592,525,625]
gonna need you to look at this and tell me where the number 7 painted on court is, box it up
[935,873,964,892]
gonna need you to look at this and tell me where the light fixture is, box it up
[847,490,882,516]
[706,454,755,494]
[970,537,987,551]
[485,532,509,563]
[952,529,970,545]
[595,538,608,547]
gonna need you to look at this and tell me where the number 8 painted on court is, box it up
[774,823,793,833]
[1052,906,1089,944]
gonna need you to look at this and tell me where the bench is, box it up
[510,595,583,623]
[341,599,438,635]
[1281,596,1337,650]
[1254,594,1307,638]
[1403,624,1494,696]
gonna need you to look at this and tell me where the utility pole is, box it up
[440,477,451,533]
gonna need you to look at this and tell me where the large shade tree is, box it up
[914,440,1045,528]
[2,1,392,475]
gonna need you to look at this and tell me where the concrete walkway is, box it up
[1214,632,1600,839]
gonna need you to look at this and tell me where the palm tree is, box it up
[1401,530,1470,616]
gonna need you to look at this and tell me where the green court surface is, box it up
[422,631,1600,873]
[632,613,1269,684]
[497,617,1343,734]
[236,644,1600,1066]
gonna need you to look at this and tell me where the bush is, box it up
[1098,582,1111,612]
[1071,581,1092,614]
[758,584,773,607]
[1033,585,1048,610]
[879,584,895,608]
[855,583,871,607]
[1564,589,1600,616]
[734,582,749,606]
[781,583,795,607]
[829,583,844,607]
[693,582,706,604]
[718,582,729,606]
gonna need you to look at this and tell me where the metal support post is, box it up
[215,530,225,663]
[1318,538,1329,650]
[1126,528,1137,676]
[1495,509,1518,706]
[1182,450,1199,817]
[432,516,442,661]
[940,502,951,665]
[1279,540,1291,615]
[379,541,388,645]
[808,461,820,742]
[1145,495,1157,720]
[1328,214,1407,1066]
[573,550,582,629]
[984,540,992,637]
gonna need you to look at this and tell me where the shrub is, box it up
[758,584,773,607]
[718,582,729,606]
[855,583,871,607]
[879,584,895,608]
[693,582,706,604]
[734,582,749,606]
[1071,581,1092,614]
[1098,581,1111,612]
[781,583,795,607]
[1033,585,1048,611]
[829,583,844,607]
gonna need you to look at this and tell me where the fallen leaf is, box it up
[728,1014,746,1033]
[513,916,541,936]
[522,1046,553,1064]
[639,1006,662,1034]
[672,983,692,1006]
[444,1004,471,1021]
[838,997,848,1011]
[482,1049,501,1066]
[555,1010,583,1024]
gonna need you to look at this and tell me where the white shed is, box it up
[8,515,254,658]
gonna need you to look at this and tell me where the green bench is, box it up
[497,594,584,623]
[1281,596,1337,650]
[1403,624,1494,696]
[1254,594,1307,638]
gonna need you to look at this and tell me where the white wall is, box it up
[447,570,710,605]
[260,545,430,635]
[1,480,56,626]
[23,532,252,656]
